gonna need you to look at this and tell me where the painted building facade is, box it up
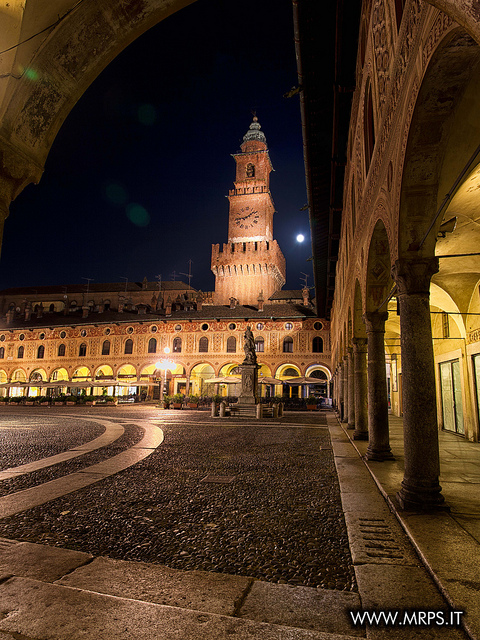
[0,120,331,400]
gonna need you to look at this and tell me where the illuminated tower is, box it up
[211,117,286,305]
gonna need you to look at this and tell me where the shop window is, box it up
[37,345,45,359]
[58,344,66,357]
[199,337,208,353]
[173,337,182,353]
[102,340,110,356]
[227,336,236,353]
[313,337,324,353]
[283,336,294,353]
[124,339,133,355]
[78,343,87,357]
[148,337,157,354]
[255,337,264,352]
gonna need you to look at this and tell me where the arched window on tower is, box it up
[58,344,66,357]
[254,337,264,352]
[78,343,87,357]
[124,339,133,355]
[0,347,4,359]
[226,336,236,353]
[17,346,24,359]
[312,337,324,353]
[173,337,182,353]
[246,163,255,178]
[148,337,157,354]
[37,345,45,359]
[283,336,294,353]
[199,337,208,353]
[102,340,110,356]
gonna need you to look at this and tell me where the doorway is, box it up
[439,360,464,435]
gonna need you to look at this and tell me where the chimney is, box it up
[98,302,105,313]
[165,297,172,316]
[82,306,89,318]
[36,303,44,319]
[302,286,310,306]
[257,291,264,312]
[229,297,238,309]
[142,276,148,290]
[137,304,147,315]
[196,292,203,312]
[25,302,32,321]
[118,302,124,313]
[6,308,14,325]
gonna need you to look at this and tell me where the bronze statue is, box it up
[243,325,257,365]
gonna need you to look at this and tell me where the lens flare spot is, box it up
[24,67,39,81]
[105,183,128,205]
[126,203,150,227]
[138,103,156,125]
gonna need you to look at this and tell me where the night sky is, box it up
[0,0,315,295]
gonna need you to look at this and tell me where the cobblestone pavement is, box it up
[0,407,356,592]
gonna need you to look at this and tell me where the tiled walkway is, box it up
[338,413,480,640]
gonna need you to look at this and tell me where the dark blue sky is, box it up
[0,0,313,294]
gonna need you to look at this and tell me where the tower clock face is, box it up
[234,206,259,229]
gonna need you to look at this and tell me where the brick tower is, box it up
[211,117,286,306]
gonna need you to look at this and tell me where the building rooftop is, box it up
[0,303,317,331]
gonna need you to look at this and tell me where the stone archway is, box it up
[0,1,197,243]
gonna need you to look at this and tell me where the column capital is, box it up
[391,257,439,296]
[352,337,368,352]
[363,310,389,333]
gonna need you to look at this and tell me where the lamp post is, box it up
[156,347,174,408]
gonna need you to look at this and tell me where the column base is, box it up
[347,422,355,430]
[365,446,395,461]
[396,479,447,511]
[353,430,368,440]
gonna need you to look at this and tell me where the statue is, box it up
[243,325,257,365]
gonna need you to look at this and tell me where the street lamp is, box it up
[156,347,174,408]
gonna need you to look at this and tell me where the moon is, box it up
[296,234,305,243]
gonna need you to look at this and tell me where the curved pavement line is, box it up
[0,419,164,519]
[0,417,125,481]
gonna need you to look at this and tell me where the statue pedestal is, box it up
[238,363,258,405]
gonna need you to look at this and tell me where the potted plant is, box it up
[172,393,184,409]
[306,396,318,411]
[187,394,199,408]
[163,394,172,409]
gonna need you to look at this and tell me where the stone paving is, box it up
[0,408,355,591]
[0,406,472,639]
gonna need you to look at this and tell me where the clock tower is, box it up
[211,117,286,305]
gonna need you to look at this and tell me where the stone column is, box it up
[392,257,444,510]
[341,356,348,423]
[336,364,343,415]
[353,338,368,440]
[347,348,355,428]
[363,311,393,460]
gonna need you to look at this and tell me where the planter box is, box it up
[187,403,198,409]
[66,401,76,405]
[172,403,182,409]
[25,401,35,406]
[54,401,64,406]
[306,405,317,411]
